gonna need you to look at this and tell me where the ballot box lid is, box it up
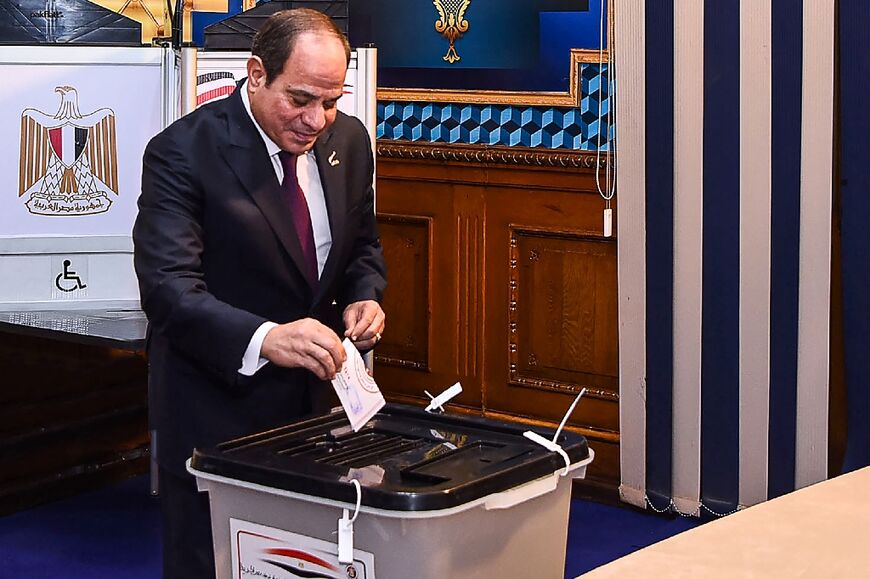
[203,0,348,51]
[190,403,589,511]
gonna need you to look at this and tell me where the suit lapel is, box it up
[313,128,347,298]
[217,90,313,293]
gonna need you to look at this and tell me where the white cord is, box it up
[553,387,587,443]
[523,387,588,477]
[595,0,617,206]
[348,478,362,523]
[337,478,363,564]
[645,495,742,519]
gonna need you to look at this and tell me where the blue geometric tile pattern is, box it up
[377,64,614,151]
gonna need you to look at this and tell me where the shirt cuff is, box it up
[238,321,278,376]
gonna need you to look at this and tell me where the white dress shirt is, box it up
[237,82,333,375]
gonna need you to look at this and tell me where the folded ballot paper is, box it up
[331,338,386,431]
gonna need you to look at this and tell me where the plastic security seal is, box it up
[522,431,571,475]
[337,479,362,563]
[424,382,463,413]
[523,388,587,476]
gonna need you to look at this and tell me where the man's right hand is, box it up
[260,319,346,380]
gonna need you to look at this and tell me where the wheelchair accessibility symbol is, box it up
[55,259,87,293]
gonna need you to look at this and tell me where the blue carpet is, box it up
[0,476,161,579]
[0,477,701,578]
[564,499,702,576]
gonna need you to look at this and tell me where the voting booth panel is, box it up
[0,46,376,312]
[186,48,377,148]
[0,46,173,311]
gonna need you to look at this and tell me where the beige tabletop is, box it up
[582,467,870,578]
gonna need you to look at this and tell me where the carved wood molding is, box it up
[458,213,482,379]
[372,355,428,371]
[377,141,610,170]
[508,227,619,402]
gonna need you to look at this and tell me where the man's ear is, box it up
[246,56,267,91]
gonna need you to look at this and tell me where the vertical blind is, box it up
[615,0,835,513]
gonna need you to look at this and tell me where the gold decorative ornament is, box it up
[434,0,471,64]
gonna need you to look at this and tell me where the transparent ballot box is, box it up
[189,404,593,579]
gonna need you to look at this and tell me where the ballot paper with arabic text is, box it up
[331,338,385,431]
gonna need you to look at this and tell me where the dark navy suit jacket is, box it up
[133,87,386,475]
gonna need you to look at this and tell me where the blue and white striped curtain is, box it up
[615,1,835,513]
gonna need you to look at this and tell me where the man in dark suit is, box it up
[132,9,386,578]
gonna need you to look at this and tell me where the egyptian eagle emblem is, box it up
[434,0,471,64]
[19,86,119,216]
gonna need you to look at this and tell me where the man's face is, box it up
[247,32,347,154]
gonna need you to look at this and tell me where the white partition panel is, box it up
[0,45,376,312]
[0,46,172,311]
[189,48,378,148]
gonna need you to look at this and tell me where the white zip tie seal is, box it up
[337,479,362,564]
[523,388,587,476]
[424,382,463,413]
[523,431,572,476]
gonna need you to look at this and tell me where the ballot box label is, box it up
[230,519,375,579]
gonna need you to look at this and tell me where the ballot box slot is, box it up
[229,433,329,457]
[276,432,385,458]
[219,421,336,453]
[314,435,402,463]
[326,438,428,468]
[277,432,427,467]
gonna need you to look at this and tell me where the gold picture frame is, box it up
[378,49,609,107]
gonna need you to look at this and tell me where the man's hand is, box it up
[343,300,385,351]
[261,318,346,380]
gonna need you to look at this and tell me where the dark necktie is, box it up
[277,151,318,286]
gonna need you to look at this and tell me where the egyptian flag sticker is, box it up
[48,125,88,166]
[197,71,237,106]
[231,519,374,579]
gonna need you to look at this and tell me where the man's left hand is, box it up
[343,300,385,350]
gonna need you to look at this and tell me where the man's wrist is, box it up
[239,321,278,375]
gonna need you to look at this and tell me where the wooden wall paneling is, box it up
[483,176,619,491]
[375,166,485,408]
[457,193,486,407]
[0,333,149,514]
[500,228,619,426]
[373,214,432,372]
[0,337,144,410]
[574,437,620,501]
[483,185,618,422]
[375,142,620,493]
[1,401,147,485]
